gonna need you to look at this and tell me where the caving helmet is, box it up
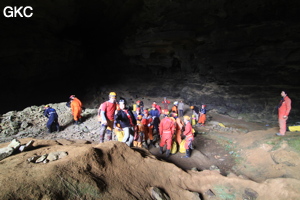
[109,92,117,99]
[183,115,191,121]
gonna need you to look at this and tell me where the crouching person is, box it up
[115,99,137,147]
[182,115,194,158]
[43,105,60,133]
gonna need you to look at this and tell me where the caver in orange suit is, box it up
[159,112,175,157]
[175,117,184,145]
[70,96,82,123]
[141,110,154,147]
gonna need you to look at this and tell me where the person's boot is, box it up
[182,149,190,158]
[106,130,112,141]
[149,140,154,147]
[159,147,163,154]
[165,150,171,158]
[56,125,60,132]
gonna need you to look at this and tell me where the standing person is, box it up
[99,92,117,143]
[159,109,175,158]
[178,100,184,117]
[190,105,200,122]
[182,115,194,158]
[136,100,144,113]
[149,103,161,134]
[142,109,154,148]
[198,104,207,126]
[134,115,144,148]
[276,91,292,136]
[171,112,184,145]
[69,95,83,125]
[161,97,171,110]
[43,105,60,133]
[171,101,178,115]
[115,99,137,146]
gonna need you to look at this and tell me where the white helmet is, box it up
[174,101,178,105]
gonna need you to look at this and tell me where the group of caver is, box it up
[97,93,205,158]
[43,93,207,158]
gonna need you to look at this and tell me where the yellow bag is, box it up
[288,126,300,132]
[179,139,186,153]
[192,115,196,126]
[115,128,124,141]
[171,141,177,154]
[133,104,137,111]
[218,123,226,127]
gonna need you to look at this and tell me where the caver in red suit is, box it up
[182,116,194,158]
[159,112,175,157]
[277,91,292,136]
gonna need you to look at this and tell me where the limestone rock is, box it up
[19,140,34,152]
[47,151,68,162]
[7,139,21,149]
[149,187,170,200]
[27,155,40,163]
[0,147,14,161]
[36,154,48,163]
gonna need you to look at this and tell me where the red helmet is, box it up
[144,110,149,114]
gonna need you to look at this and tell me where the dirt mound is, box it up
[1,138,300,200]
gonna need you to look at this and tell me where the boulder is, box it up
[47,151,68,162]
[0,147,14,161]
[7,139,21,149]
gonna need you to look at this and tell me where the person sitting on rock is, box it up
[43,105,60,133]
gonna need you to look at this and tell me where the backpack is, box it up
[171,140,178,154]
[179,139,186,153]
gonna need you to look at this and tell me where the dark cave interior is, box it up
[0,0,300,121]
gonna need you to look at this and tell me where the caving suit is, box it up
[115,108,137,146]
[142,115,153,144]
[198,108,207,125]
[175,117,184,145]
[99,101,116,143]
[278,96,292,135]
[183,121,194,157]
[44,107,60,133]
[149,108,160,133]
[70,97,82,122]
[159,116,175,151]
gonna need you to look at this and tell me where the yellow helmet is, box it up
[183,115,191,121]
[109,92,117,98]
[44,105,49,108]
